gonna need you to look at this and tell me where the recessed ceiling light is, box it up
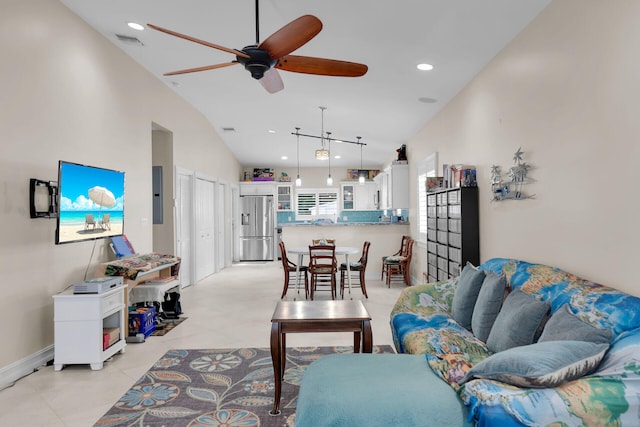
[127,22,144,31]
[417,63,434,71]
[281,156,288,160]
[268,130,276,134]
[334,155,341,159]
[418,97,438,104]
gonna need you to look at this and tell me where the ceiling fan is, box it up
[147,0,368,94]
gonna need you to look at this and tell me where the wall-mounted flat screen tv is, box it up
[55,161,125,245]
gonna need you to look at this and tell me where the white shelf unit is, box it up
[53,284,126,371]
[94,260,180,336]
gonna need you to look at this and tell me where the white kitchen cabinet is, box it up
[341,183,355,210]
[341,182,377,210]
[239,182,276,195]
[276,184,293,211]
[374,171,388,209]
[374,164,409,210]
[53,285,126,371]
[355,181,378,210]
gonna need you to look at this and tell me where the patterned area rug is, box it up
[150,317,188,336]
[94,345,395,426]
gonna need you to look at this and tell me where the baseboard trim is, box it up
[0,345,54,390]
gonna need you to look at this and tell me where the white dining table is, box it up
[288,246,360,298]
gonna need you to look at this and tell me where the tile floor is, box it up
[0,261,405,427]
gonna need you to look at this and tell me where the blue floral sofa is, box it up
[391,258,640,426]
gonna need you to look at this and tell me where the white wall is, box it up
[0,0,240,370]
[407,0,640,297]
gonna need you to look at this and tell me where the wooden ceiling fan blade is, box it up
[258,15,322,60]
[148,23,250,59]
[163,62,238,76]
[276,55,368,77]
[259,68,284,94]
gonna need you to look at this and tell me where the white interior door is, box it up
[195,177,216,281]
[175,169,193,288]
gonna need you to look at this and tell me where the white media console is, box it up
[52,284,126,371]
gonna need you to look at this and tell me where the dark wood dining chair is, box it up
[340,241,371,299]
[384,238,414,287]
[279,242,308,299]
[308,244,337,300]
[381,235,410,280]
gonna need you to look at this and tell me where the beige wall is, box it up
[0,0,240,369]
[407,0,640,296]
[151,129,174,255]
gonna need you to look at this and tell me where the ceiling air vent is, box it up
[115,34,144,46]
[222,127,236,133]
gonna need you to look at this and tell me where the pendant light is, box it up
[315,107,329,160]
[358,137,365,185]
[295,127,302,187]
[326,132,333,185]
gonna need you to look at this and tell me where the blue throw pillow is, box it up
[459,340,609,388]
[539,304,612,344]
[451,263,486,331]
[486,288,550,353]
[471,271,507,342]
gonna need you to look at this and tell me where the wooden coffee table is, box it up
[269,300,372,415]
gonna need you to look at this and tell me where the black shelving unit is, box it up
[426,187,479,282]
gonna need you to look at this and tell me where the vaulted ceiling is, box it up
[61,0,550,168]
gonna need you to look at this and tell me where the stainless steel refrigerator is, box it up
[239,195,275,261]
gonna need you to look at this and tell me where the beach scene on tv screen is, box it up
[58,162,124,243]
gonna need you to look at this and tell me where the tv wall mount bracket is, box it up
[29,178,58,218]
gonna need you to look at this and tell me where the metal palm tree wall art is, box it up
[491,148,535,201]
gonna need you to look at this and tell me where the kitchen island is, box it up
[280,223,411,284]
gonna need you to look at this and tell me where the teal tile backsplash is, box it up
[277,209,408,225]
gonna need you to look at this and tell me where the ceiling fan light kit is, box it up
[236,46,277,80]
[148,0,367,94]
